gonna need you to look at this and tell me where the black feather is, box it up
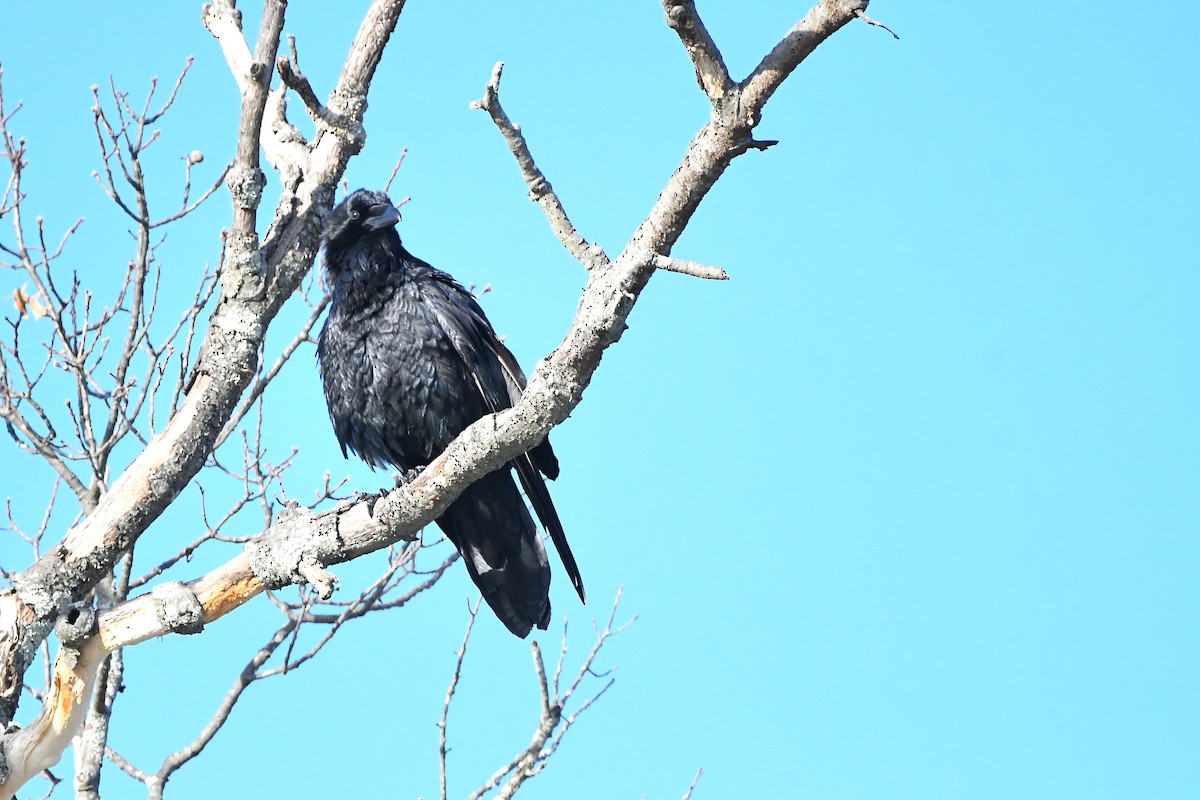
[317,188,585,637]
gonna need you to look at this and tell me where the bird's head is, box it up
[321,189,403,286]
[322,188,402,251]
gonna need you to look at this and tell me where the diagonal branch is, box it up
[147,621,296,797]
[741,0,869,113]
[470,63,608,272]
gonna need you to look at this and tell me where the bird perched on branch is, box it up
[317,188,585,637]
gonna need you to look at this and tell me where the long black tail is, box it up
[436,470,551,638]
[515,450,585,603]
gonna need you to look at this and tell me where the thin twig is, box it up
[215,293,330,449]
[153,621,297,788]
[383,147,408,193]
[440,599,480,800]
[470,589,633,800]
[276,56,364,138]
[854,8,900,40]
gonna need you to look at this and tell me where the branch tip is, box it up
[643,251,729,281]
[473,62,608,271]
[661,1,733,102]
[384,147,408,194]
[854,9,900,39]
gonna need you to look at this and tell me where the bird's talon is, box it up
[394,466,424,486]
[356,489,382,517]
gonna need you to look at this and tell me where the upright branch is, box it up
[439,600,480,800]
[663,2,734,103]
[227,0,285,234]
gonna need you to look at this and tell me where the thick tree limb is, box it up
[0,610,102,800]
[741,0,868,113]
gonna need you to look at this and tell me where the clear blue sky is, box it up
[1,2,1197,798]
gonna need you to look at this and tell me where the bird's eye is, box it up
[349,209,360,220]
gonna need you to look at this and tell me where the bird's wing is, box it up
[422,274,584,602]
[491,337,560,480]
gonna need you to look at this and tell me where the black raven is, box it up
[317,188,584,637]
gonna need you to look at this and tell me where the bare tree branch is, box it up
[641,250,729,281]
[147,621,297,798]
[663,2,734,102]
[11,0,866,680]
[469,591,632,800]
[383,147,408,194]
[215,292,330,449]
[440,600,480,800]
[470,63,608,272]
[854,8,899,39]
[741,0,868,113]
[276,57,364,137]
[0,609,104,799]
